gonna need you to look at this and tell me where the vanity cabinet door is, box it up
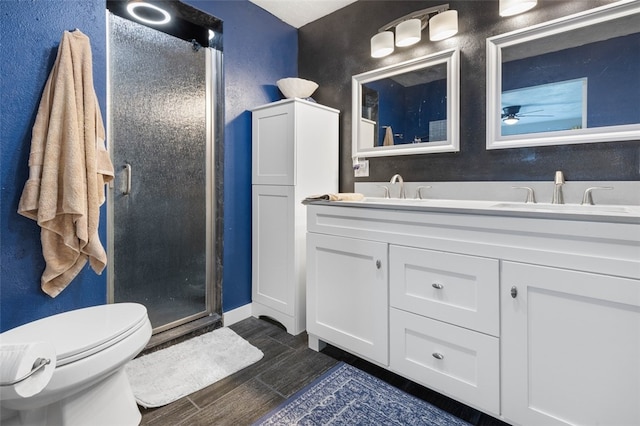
[501,261,640,426]
[306,233,388,366]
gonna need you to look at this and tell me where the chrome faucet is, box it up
[512,186,536,203]
[415,185,432,199]
[551,170,564,204]
[581,186,613,205]
[389,174,405,199]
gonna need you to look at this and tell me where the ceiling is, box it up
[248,0,357,28]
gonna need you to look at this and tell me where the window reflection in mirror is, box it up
[352,48,459,158]
[486,1,640,149]
[501,78,587,135]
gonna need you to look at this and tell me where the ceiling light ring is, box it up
[126,1,172,25]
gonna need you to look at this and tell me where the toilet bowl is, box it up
[0,303,152,426]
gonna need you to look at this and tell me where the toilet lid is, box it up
[0,303,148,366]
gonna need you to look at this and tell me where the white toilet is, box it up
[0,303,152,426]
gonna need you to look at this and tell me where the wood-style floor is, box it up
[139,317,509,426]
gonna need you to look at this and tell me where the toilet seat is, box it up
[1,303,149,367]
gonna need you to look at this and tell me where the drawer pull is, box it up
[432,283,444,289]
[432,352,444,360]
[376,260,382,269]
[511,286,518,298]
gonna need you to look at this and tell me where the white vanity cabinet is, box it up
[306,202,640,424]
[251,99,339,335]
[501,262,640,426]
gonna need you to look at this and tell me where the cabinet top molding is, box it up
[251,97,340,114]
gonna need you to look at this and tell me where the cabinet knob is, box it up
[432,352,444,360]
[432,283,444,289]
[376,260,381,269]
[511,286,518,298]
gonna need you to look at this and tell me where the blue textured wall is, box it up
[0,1,108,332]
[0,0,297,332]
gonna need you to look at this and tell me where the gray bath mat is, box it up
[125,327,263,408]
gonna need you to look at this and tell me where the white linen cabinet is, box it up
[251,98,339,335]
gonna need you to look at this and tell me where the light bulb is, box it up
[371,31,394,58]
[429,10,458,42]
[395,18,421,47]
[499,0,537,17]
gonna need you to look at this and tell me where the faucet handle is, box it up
[581,186,613,205]
[377,185,391,199]
[415,186,432,199]
[512,186,536,203]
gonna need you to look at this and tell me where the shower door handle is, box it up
[123,163,132,195]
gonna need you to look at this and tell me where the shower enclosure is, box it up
[106,9,223,333]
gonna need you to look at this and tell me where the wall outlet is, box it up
[354,159,369,177]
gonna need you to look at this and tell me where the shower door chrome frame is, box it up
[207,45,225,329]
[106,12,224,334]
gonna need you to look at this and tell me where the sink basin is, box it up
[491,203,635,214]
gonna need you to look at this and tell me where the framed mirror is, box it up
[486,0,640,150]
[352,48,459,158]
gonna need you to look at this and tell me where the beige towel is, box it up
[18,30,114,298]
[383,126,394,146]
[302,193,365,204]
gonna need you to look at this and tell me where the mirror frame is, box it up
[352,48,460,158]
[486,0,640,150]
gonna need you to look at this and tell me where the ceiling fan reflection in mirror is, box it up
[501,105,552,125]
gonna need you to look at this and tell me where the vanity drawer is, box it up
[390,308,499,416]
[389,245,499,336]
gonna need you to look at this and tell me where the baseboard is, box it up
[223,304,253,327]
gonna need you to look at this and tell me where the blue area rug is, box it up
[254,362,472,425]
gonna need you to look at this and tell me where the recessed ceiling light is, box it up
[126,1,171,25]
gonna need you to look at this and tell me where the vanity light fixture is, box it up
[370,4,458,58]
[126,1,171,25]
[499,0,537,17]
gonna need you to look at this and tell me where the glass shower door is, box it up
[108,14,212,332]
